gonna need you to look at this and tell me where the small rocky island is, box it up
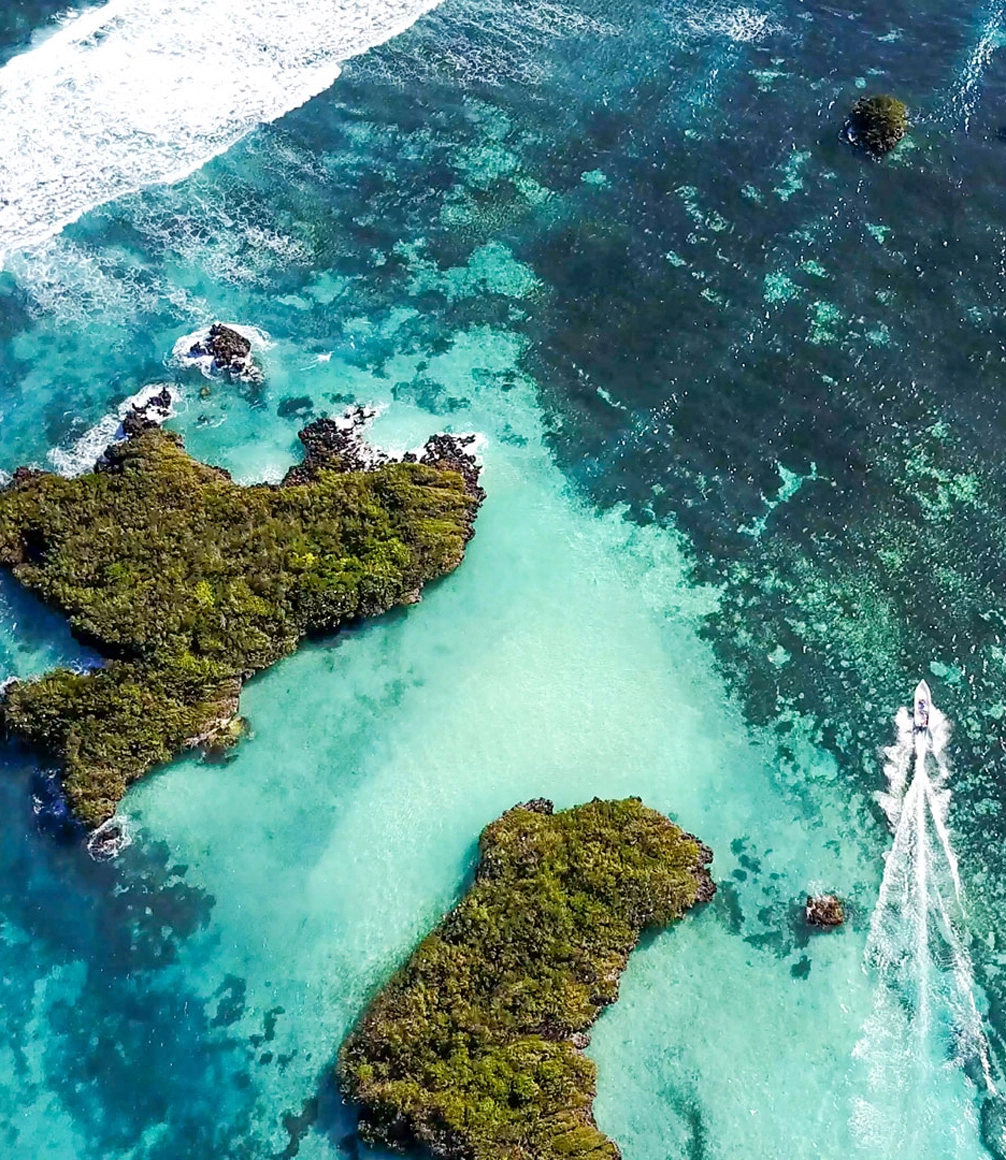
[188,322,259,379]
[846,94,908,156]
[338,797,714,1160]
[0,408,483,826]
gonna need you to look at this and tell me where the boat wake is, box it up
[0,0,446,260]
[943,2,1006,131]
[852,684,995,1154]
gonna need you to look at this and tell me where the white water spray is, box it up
[0,0,446,260]
[944,2,1006,131]
[852,685,994,1154]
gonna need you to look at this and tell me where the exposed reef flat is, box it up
[338,797,714,1160]
[0,408,484,827]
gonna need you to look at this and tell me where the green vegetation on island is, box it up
[338,797,714,1160]
[847,94,908,156]
[0,412,483,826]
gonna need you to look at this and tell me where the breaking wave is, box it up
[47,381,178,476]
[0,0,446,259]
[944,2,1006,131]
[683,3,781,42]
[352,0,619,89]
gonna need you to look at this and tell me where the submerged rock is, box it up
[805,894,845,927]
[338,798,714,1160]
[31,770,80,843]
[846,95,908,156]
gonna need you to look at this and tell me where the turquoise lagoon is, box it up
[1,0,1005,1157]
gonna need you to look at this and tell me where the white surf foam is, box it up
[945,3,1006,131]
[47,381,179,476]
[683,3,781,43]
[0,0,445,260]
[357,0,618,89]
[87,815,132,861]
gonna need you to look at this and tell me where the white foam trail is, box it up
[0,0,445,260]
[945,3,1006,131]
[47,381,178,476]
[854,693,995,1152]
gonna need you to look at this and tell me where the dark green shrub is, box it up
[848,94,908,156]
[0,422,483,825]
[338,797,714,1160]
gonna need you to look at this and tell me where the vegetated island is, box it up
[338,797,714,1160]
[846,94,908,156]
[0,404,484,827]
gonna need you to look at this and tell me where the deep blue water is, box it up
[3,0,1006,1156]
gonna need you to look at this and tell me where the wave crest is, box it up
[0,0,446,258]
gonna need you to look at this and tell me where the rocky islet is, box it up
[846,94,908,156]
[188,322,260,380]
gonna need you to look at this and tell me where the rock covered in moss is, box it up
[0,415,483,827]
[337,797,714,1160]
[847,95,908,156]
[806,894,845,927]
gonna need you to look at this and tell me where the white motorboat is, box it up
[914,679,931,732]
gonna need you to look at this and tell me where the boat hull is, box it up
[914,679,932,732]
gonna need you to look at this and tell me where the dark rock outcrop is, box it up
[409,433,486,506]
[806,894,845,928]
[190,323,257,378]
[283,407,387,484]
[518,797,555,815]
[686,835,717,903]
[87,817,129,861]
[283,410,484,513]
[121,386,174,438]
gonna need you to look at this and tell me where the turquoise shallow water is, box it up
[2,0,1006,1156]
[130,362,894,1157]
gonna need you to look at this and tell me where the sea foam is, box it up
[0,0,444,259]
[47,381,179,477]
[944,2,1006,131]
